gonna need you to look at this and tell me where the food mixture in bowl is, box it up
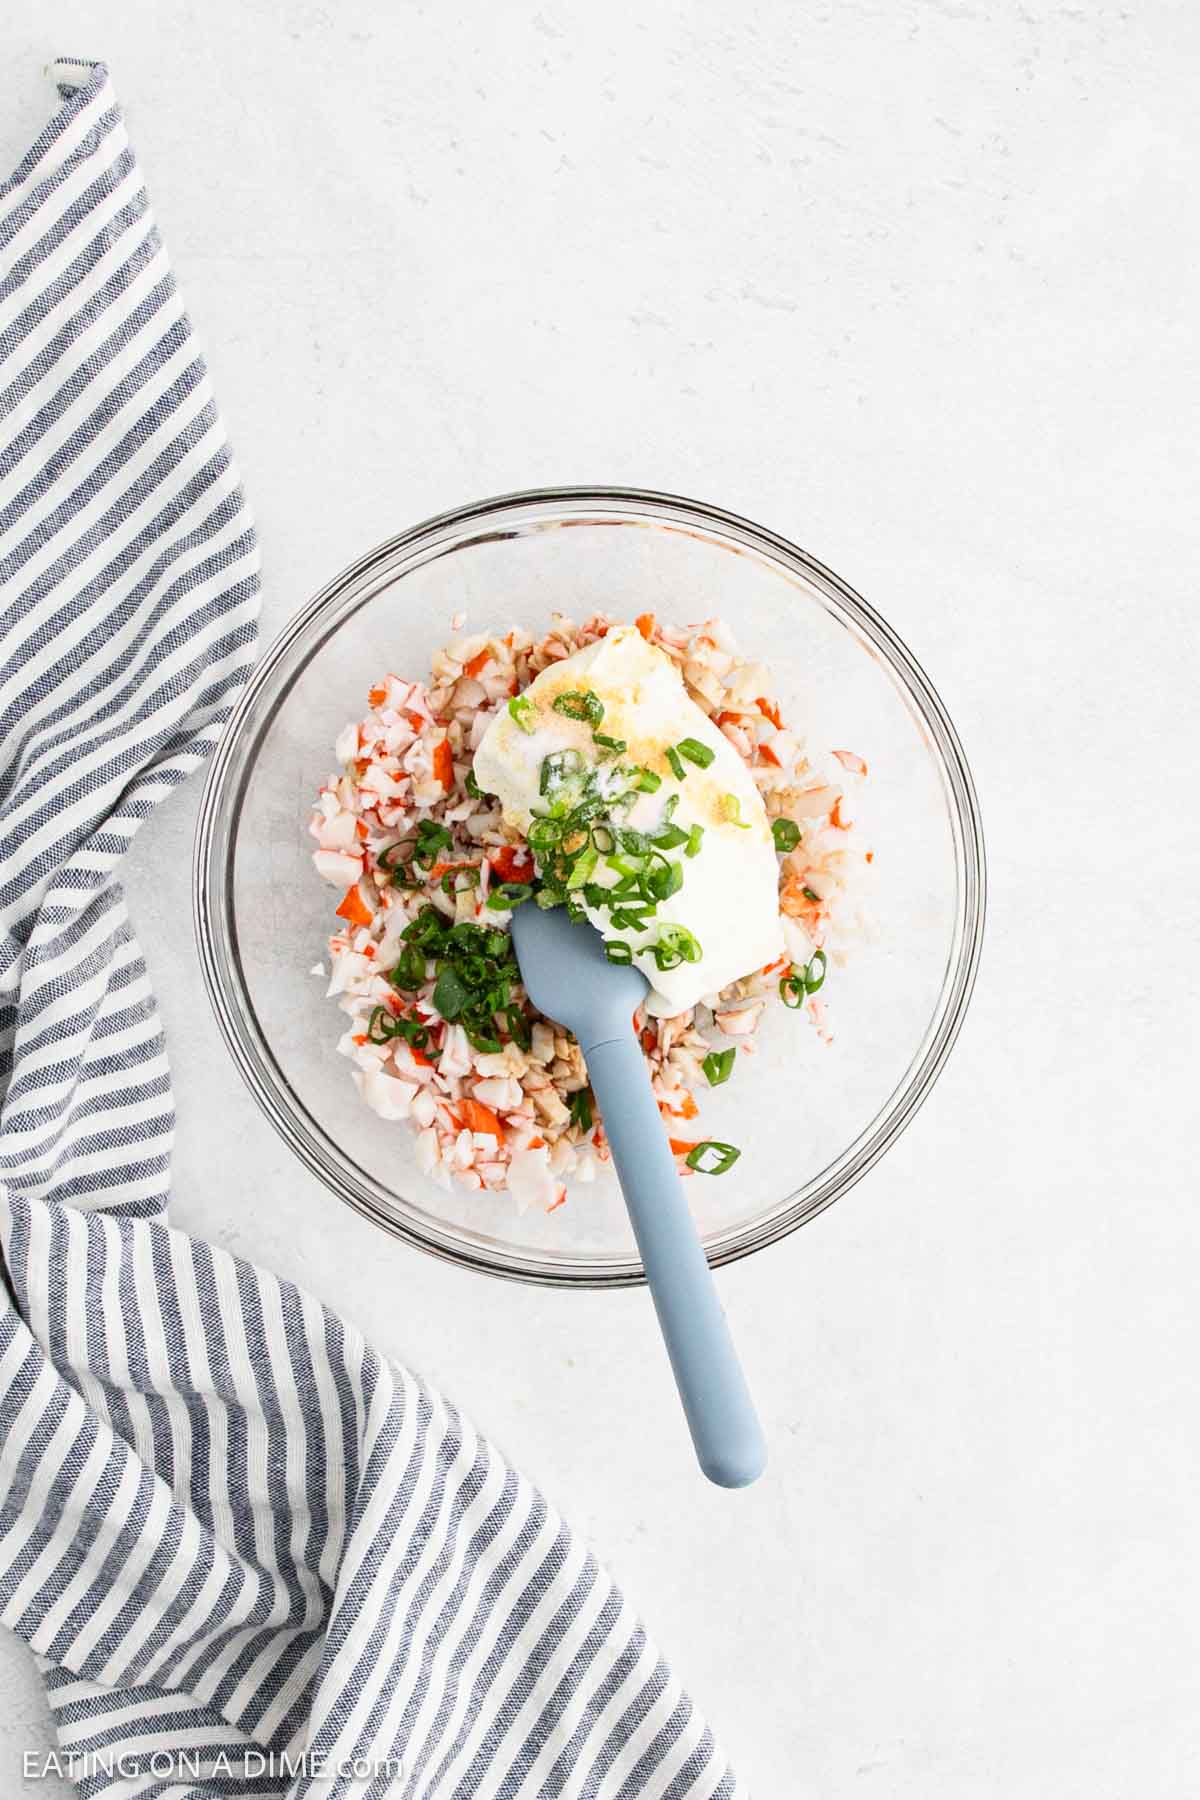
[309,611,871,1211]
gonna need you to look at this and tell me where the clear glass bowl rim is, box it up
[193,485,986,1289]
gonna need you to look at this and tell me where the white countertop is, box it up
[4,6,1199,1794]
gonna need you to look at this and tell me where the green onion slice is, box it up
[486,882,534,910]
[604,940,633,965]
[685,1140,740,1175]
[527,815,564,855]
[508,694,536,733]
[779,951,826,1006]
[566,846,598,891]
[665,745,685,781]
[552,689,604,724]
[645,854,683,902]
[720,793,751,829]
[676,736,715,769]
[656,923,702,964]
[779,971,806,1008]
[771,818,801,853]
[540,749,585,795]
[702,1048,736,1087]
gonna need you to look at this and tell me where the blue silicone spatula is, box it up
[511,902,767,1487]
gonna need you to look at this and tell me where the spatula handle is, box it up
[585,1035,767,1488]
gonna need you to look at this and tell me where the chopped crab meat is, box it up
[310,807,359,852]
[355,1068,419,1121]
[472,1075,524,1111]
[313,848,364,887]
[507,1144,557,1214]
[786,784,840,820]
[715,1004,764,1037]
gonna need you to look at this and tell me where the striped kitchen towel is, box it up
[0,60,744,1800]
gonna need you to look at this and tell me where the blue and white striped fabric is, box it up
[0,61,743,1799]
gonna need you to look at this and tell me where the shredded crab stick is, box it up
[309,610,872,1208]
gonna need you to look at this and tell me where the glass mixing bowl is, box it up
[194,488,984,1287]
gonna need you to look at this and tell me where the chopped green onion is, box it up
[685,1140,741,1175]
[508,694,536,733]
[610,906,653,931]
[720,793,751,829]
[368,1006,435,1052]
[676,737,715,769]
[553,689,604,725]
[779,971,806,1008]
[803,948,827,994]
[772,818,801,853]
[656,923,702,964]
[779,951,825,1006]
[802,885,821,903]
[566,845,598,890]
[685,824,704,858]
[486,882,534,910]
[702,1048,736,1087]
[649,823,689,850]
[593,733,627,758]
[505,1006,531,1049]
[633,767,662,793]
[367,1005,402,1044]
[412,820,453,867]
[644,855,683,902]
[527,815,564,855]
[604,940,633,965]
[661,794,679,823]
[465,768,484,799]
[535,886,563,909]
[397,1015,434,1052]
[539,749,585,795]
[403,905,448,948]
[378,840,423,889]
[665,745,686,781]
[590,823,616,854]
[569,1088,594,1131]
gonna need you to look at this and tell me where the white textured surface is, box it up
[3,6,1199,1795]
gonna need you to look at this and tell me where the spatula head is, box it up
[510,902,648,1052]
